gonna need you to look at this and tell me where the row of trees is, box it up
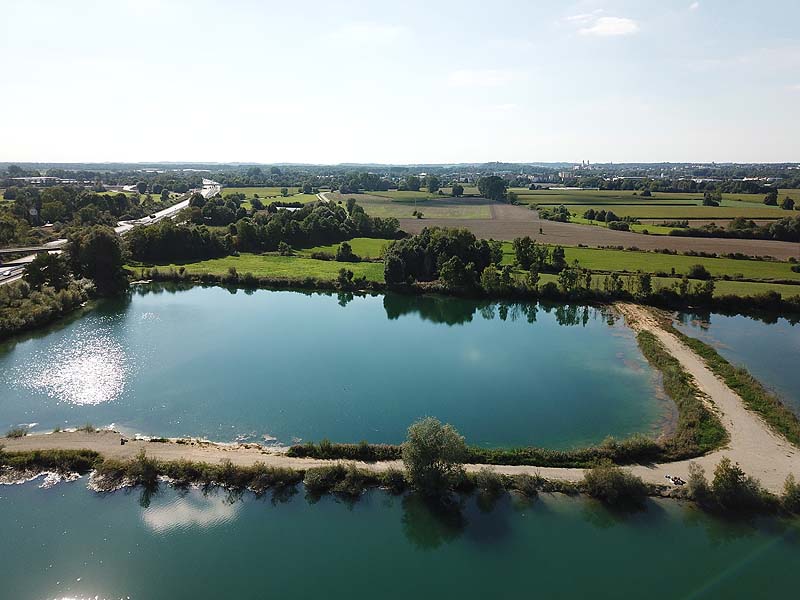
[127,200,400,262]
[670,215,800,242]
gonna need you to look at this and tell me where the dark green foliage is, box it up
[0,278,90,341]
[126,220,230,262]
[287,440,401,462]
[402,417,468,499]
[379,468,408,494]
[782,474,800,513]
[669,215,799,242]
[335,241,361,263]
[687,264,712,280]
[24,253,70,291]
[0,449,100,474]
[711,457,770,511]
[477,176,507,202]
[67,225,128,295]
[582,462,648,507]
[383,227,496,285]
[538,204,570,222]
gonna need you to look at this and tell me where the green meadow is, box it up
[135,253,385,282]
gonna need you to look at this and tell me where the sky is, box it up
[1,0,799,164]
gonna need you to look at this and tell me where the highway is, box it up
[0,180,220,286]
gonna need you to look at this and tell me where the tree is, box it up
[336,241,360,262]
[687,264,712,280]
[346,197,357,215]
[703,190,722,206]
[780,196,795,211]
[405,175,421,192]
[136,181,148,194]
[280,187,289,197]
[764,189,778,206]
[24,252,70,290]
[160,189,170,202]
[636,272,652,298]
[451,183,464,197]
[402,417,467,499]
[439,256,474,289]
[477,176,507,202]
[711,457,764,510]
[302,182,313,194]
[512,236,535,269]
[67,226,127,295]
[551,246,566,271]
[425,175,440,193]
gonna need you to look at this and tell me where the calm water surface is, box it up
[1,479,798,600]
[0,285,668,448]
[675,312,800,414]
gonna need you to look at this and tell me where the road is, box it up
[0,180,221,286]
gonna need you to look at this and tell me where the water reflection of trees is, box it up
[383,294,615,328]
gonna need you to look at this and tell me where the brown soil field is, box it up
[400,204,800,260]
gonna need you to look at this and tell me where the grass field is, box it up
[301,238,390,259]
[532,273,800,298]
[511,188,794,220]
[569,215,677,235]
[222,187,320,209]
[499,242,800,281]
[327,192,492,219]
[566,204,786,220]
[134,254,385,282]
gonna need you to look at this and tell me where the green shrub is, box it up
[711,457,768,511]
[379,468,407,494]
[687,462,712,504]
[582,462,648,506]
[303,464,348,495]
[781,474,800,513]
[475,467,505,498]
[5,426,27,439]
[511,473,543,498]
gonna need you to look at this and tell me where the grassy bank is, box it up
[669,326,800,447]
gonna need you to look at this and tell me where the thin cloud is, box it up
[579,16,640,36]
[447,69,521,87]
[565,9,604,24]
[689,2,700,10]
[327,22,408,45]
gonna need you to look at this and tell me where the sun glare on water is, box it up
[17,327,130,406]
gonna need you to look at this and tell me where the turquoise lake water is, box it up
[675,312,800,414]
[0,286,669,448]
[1,479,798,600]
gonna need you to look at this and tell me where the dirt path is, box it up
[4,307,798,492]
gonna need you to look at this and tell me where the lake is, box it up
[675,311,800,414]
[1,479,798,600]
[0,285,670,448]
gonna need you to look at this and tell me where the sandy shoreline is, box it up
[3,303,798,493]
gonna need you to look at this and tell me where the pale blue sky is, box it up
[1,0,798,164]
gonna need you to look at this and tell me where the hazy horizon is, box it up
[3,0,799,164]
